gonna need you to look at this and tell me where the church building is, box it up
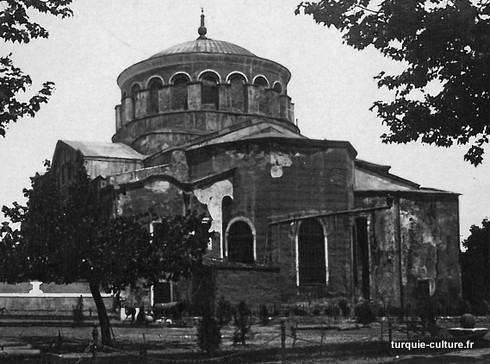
[45,14,462,312]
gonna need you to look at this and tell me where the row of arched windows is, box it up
[128,72,283,94]
[123,72,284,118]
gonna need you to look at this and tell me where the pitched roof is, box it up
[59,140,146,160]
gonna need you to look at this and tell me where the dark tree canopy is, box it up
[297,0,490,165]
[0,0,73,137]
[461,219,490,304]
[0,158,208,345]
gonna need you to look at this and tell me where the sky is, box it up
[1,0,489,239]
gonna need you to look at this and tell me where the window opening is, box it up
[227,220,253,264]
[229,74,246,111]
[354,218,370,300]
[298,219,326,286]
[171,74,189,110]
[148,78,163,114]
[200,72,219,109]
[273,82,283,93]
[253,76,269,88]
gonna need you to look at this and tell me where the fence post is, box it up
[320,323,325,347]
[380,320,383,342]
[281,320,286,363]
[388,318,392,343]
[291,325,297,348]
[140,333,147,356]
[92,324,98,363]
[406,317,410,340]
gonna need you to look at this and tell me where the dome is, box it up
[150,38,256,58]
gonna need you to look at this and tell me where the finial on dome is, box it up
[197,8,208,40]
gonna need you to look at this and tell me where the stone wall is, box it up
[355,193,461,309]
[212,265,281,306]
[0,281,112,314]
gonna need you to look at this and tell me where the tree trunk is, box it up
[89,280,113,346]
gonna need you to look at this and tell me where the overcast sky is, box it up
[1,0,488,239]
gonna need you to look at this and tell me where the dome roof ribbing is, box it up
[150,38,256,58]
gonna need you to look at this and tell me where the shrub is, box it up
[324,303,341,317]
[338,299,351,316]
[312,305,321,316]
[292,305,307,316]
[216,296,232,326]
[259,305,270,325]
[354,301,376,326]
[197,305,221,354]
[233,301,252,345]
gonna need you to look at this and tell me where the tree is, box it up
[0,0,73,137]
[461,219,490,304]
[233,301,252,345]
[0,158,208,346]
[297,0,490,165]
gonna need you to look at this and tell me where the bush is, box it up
[292,305,307,316]
[233,301,252,345]
[197,305,221,354]
[338,299,351,316]
[354,301,376,326]
[216,296,232,326]
[259,305,270,325]
[312,305,321,316]
[324,303,341,317]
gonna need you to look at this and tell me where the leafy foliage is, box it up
[297,0,490,165]
[0,0,73,137]
[461,219,490,303]
[216,296,233,326]
[233,301,252,345]
[354,300,376,326]
[0,157,208,345]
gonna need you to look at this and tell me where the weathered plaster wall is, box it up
[194,179,233,258]
[355,194,461,308]
[117,179,185,217]
[400,197,461,308]
[187,141,355,301]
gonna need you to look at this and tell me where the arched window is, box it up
[253,76,269,113]
[200,71,219,109]
[170,73,190,110]
[130,84,141,98]
[228,73,246,111]
[227,220,254,264]
[298,219,326,286]
[273,82,283,94]
[148,78,163,114]
[253,75,269,88]
[130,84,141,119]
[171,73,190,86]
